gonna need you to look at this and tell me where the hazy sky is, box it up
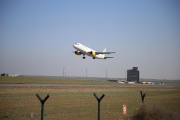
[0,0,180,79]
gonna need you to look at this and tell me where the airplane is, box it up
[72,43,117,59]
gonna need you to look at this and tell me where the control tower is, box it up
[127,67,139,83]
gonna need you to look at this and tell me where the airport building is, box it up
[1,73,18,77]
[127,67,139,83]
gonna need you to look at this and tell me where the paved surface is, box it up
[0,83,121,87]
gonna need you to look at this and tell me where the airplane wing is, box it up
[95,52,117,54]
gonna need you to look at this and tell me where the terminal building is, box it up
[1,73,18,77]
[127,67,139,83]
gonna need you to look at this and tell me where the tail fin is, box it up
[103,48,107,57]
[103,48,107,52]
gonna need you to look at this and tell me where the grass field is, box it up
[0,76,180,120]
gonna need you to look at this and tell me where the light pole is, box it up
[106,69,107,80]
[63,67,65,78]
[86,68,87,80]
[65,71,66,79]
[125,71,126,80]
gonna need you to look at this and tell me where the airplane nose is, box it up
[73,44,76,48]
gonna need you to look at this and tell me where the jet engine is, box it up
[75,51,82,55]
[90,51,96,56]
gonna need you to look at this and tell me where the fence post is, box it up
[93,93,105,120]
[36,94,50,120]
[140,91,145,104]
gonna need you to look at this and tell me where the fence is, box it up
[0,83,180,120]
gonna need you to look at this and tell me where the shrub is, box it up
[131,105,180,120]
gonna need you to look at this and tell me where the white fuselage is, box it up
[73,43,105,59]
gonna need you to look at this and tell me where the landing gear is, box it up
[83,54,85,59]
[93,57,95,59]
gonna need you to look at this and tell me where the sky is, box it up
[0,0,180,79]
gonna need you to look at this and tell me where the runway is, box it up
[0,83,121,87]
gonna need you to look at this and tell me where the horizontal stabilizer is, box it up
[96,52,117,54]
[104,57,114,59]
